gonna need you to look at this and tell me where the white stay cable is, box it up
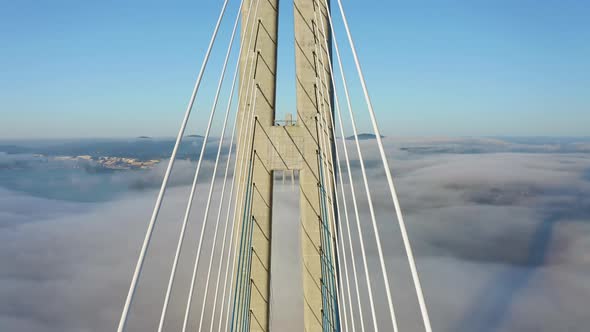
[207,77,240,332]
[196,0,258,330]
[320,85,359,332]
[224,85,259,332]
[335,1,433,330]
[208,1,261,330]
[315,64,344,332]
[205,83,239,332]
[323,94,358,332]
[323,2,399,331]
[179,2,248,330]
[216,68,256,332]
[311,30,334,331]
[321,119,351,332]
[316,35,367,332]
[312,3,356,331]
[312,10,347,331]
[216,34,262,332]
[318,75,349,332]
[315,2,377,331]
[218,11,263,332]
[116,1,230,331]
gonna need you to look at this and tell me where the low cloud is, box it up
[0,139,589,331]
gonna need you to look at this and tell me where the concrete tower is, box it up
[231,0,339,331]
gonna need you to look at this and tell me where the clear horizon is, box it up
[1,135,590,142]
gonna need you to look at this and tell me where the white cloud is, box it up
[0,139,589,331]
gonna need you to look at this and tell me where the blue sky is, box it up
[0,0,588,138]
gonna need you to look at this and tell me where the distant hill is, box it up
[137,136,152,139]
[346,133,385,140]
[0,138,213,162]
[186,134,204,138]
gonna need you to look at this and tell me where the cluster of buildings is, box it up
[52,155,160,170]
[95,156,160,170]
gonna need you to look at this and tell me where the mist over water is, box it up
[0,137,589,331]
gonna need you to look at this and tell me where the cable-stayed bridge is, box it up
[117,1,431,331]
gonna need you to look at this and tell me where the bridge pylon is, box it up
[231,0,339,331]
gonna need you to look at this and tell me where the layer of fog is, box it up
[1,139,589,331]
